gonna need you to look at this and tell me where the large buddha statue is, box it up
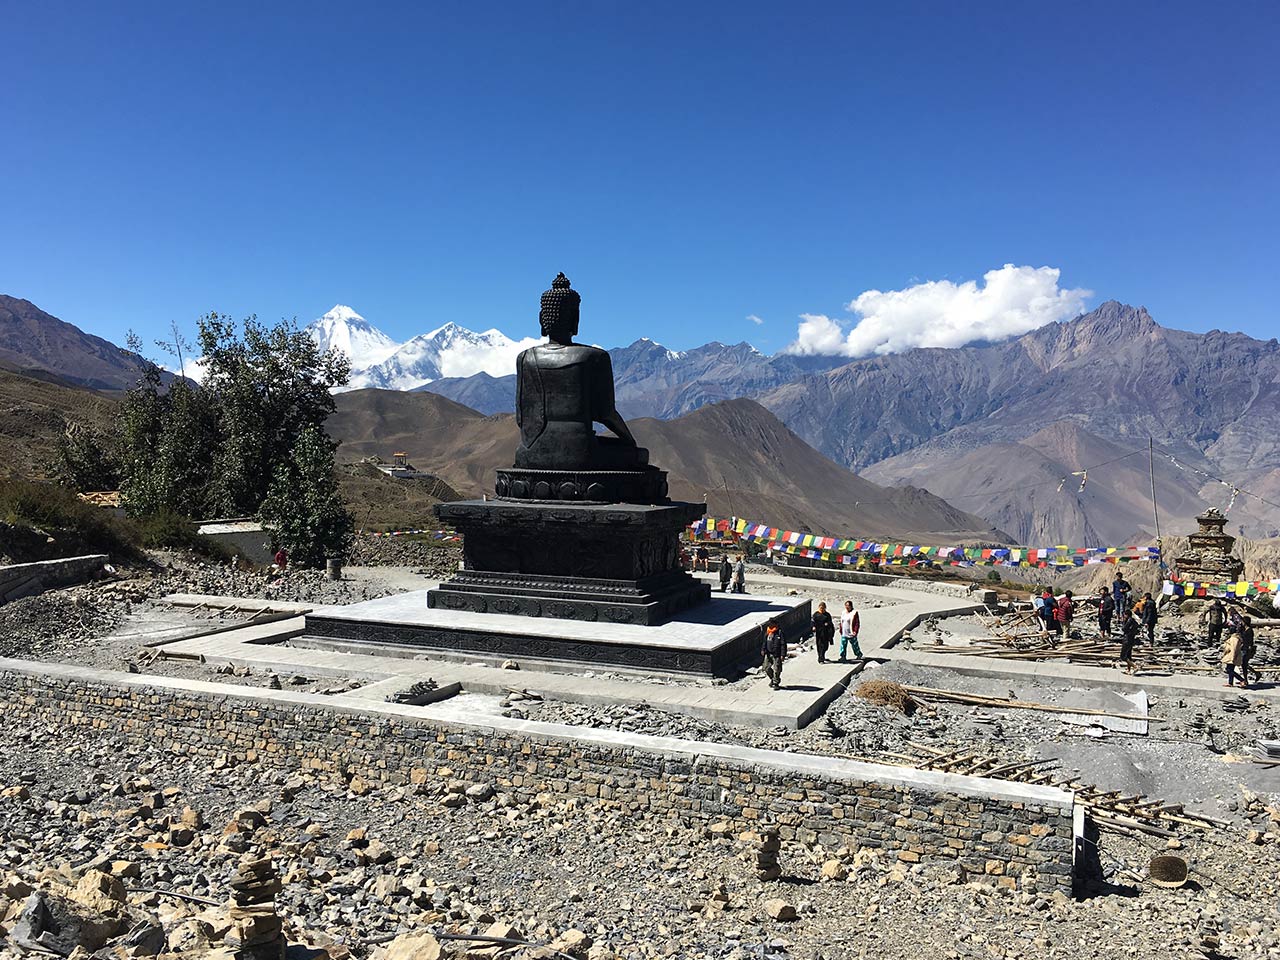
[514,273,649,472]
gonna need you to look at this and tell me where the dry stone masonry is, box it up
[0,659,1079,893]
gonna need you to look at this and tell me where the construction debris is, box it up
[898,684,1155,724]
[867,742,1229,838]
[1254,740,1280,769]
[921,604,1280,678]
[853,680,916,714]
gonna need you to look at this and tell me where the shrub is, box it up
[0,478,139,559]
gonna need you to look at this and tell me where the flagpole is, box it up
[1149,436,1164,569]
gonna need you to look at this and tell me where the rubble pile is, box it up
[347,535,462,579]
[0,588,128,658]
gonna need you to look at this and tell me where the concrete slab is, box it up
[889,647,1280,704]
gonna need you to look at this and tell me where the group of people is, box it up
[810,600,863,663]
[717,555,747,594]
[758,598,864,690]
[1030,574,1160,675]
[1032,572,1262,685]
[1207,599,1259,688]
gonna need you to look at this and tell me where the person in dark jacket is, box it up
[1040,588,1058,635]
[1205,599,1226,646]
[1138,592,1158,645]
[1118,606,1141,675]
[1239,616,1257,689]
[760,619,786,689]
[811,602,835,664]
[1112,574,1131,620]
[718,556,732,592]
[1097,588,1114,638]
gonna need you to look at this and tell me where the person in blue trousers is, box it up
[838,600,863,661]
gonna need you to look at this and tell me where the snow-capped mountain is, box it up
[353,322,540,390]
[307,305,401,370]
[304,306,539,392]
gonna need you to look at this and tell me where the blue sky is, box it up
[3,0,1277,355]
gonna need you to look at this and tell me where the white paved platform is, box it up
[152,574,986,729]
[306,588,802,653]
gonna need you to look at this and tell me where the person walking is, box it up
[1112,573,1131,621]
[838,600,863,661]
[1138,592,1158,646]
[732,556,747,594]
[1054,590,1074,638]
[811,602,835,664]
[718,556,732,592]
[1097,587,1114,638]
[1205,599,1226,647]
[761,619,786,690]
[1039,588,1057,635]
[1223,626,1245,687]
[1239,616,1257,690]
[1118,605,1141,675]
[1227,606,1244,636]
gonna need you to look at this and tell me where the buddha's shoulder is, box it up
[520,343,609,367]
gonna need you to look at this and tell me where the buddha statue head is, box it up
[539,272,580,342]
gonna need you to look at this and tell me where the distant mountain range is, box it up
[325,391,1006,542]
[310,299,1280,543]
[4,293,1276,545]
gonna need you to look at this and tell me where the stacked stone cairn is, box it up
[225,856,285,960]
[752,825,782,881]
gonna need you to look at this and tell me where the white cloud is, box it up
[747,313,764,326]
[436,333,541,379]
[786,264,1091,357]
[160,356,207,383]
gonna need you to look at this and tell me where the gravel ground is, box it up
[1,717,1279,959]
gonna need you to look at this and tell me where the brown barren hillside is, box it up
[0,366,119,480]
[327,391,1006,542]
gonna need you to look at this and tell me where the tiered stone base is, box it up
[428,499,709,626]
[300,590,812,677]
[494,466,668,504]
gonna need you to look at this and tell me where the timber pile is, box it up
[923,606,1280,675]
[900,684,1153,722]
[867,742,1227,839]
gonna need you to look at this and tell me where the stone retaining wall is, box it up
[0,659,1077,891]
[0,554,108,604]
[772,564,977,598]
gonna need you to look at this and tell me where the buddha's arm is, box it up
[595,352,636,445]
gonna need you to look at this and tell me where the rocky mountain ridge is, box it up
[0,296,152,392]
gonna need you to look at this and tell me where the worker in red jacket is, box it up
[1053,590,1075,637]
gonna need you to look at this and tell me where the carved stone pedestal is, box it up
[428,499,710,626]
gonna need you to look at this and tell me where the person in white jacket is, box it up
[838,600,862,661]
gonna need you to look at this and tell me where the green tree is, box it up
[259,424,354,565]
[197,313,349,516]
[117,357,217,517]
[54,423,121,491]
[114,313,352,565]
